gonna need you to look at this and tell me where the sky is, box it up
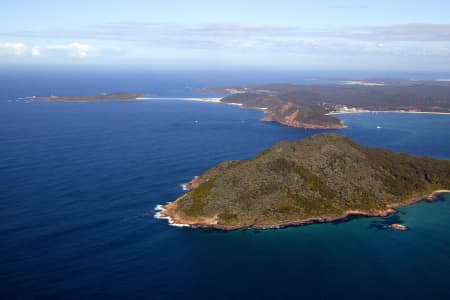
[1,0,450,71]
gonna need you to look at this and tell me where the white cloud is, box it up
[31,43,92,57]
[0,22,449,69]
[0,42,95,57]
[2,23,450,58]
[31,47,41,56]
[4,22,450,43]
[67,43,90,57]
[0,41,123,59]
[3,22,449,60]
[0,42,26,55]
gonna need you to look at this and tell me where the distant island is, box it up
[156,134,450,230]
[33,92,145,102]
[206,79,450,129]
[28,80,450,130]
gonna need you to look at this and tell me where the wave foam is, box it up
[153,204,166,219]
[154,204,164,211]
[180,176,198,191]
[153,204,191,228]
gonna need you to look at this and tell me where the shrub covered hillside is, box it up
[167,134,450,229]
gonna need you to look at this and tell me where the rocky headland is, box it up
[157,134,450,230]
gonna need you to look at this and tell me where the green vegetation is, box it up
[218,211,238,222]
[217,82,450,128]
[172,134,450,228]
[185,179,215,216]
[294,166,337,199]
[191,180,214,201]
[44,92,145,102]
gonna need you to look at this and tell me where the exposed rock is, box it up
[389,224,408,231]
[158,134,450,230]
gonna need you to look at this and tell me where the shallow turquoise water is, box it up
[0,69,449,299]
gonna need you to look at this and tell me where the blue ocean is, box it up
[0,67,449,300]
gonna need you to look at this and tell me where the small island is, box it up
[156,134,450,230]
[33,92,146,102]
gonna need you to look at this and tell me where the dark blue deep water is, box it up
[0,67,449,300]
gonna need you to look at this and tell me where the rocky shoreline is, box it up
[155,188,449,231]
[261,114,347,129]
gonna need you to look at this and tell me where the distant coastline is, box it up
[137,97,270,112]
[26,92,146,102]
[24,84,450,130]
[328,110,450,115]
[137,97,223,103]
[207,82,450,129]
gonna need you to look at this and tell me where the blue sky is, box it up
[1,0,450,71]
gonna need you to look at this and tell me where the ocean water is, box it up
[0,68,449,300]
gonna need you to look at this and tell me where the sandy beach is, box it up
[328,110,450,115]
[136,97,223,103]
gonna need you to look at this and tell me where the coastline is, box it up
[24,93,146,103]
[327,110,450,115]
[261,115,347,129]
[137,97,223,103]
[139,99,450,126]
[155,190,450,230]
[138,97,270,111]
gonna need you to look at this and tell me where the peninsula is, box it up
[36,92,145,102]
[207,80,450,129]
[157,134,450,230]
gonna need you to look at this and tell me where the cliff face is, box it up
[261,102,346,129]
[221,94,345,129]
[160,134,450,229]
[215,82,450,129]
